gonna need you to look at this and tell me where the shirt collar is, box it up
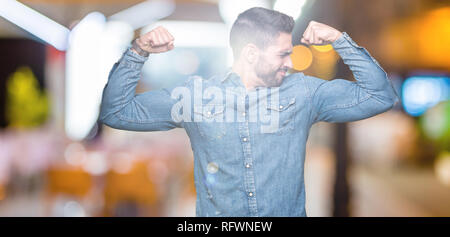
[221,67,237,83]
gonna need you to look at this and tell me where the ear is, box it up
[242,43,259,64]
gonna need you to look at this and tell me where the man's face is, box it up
[254,32,293,87]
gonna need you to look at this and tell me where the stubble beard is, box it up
[255,58,285,88]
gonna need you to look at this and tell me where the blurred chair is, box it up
[44,167,93,216]
[103,161,159,216]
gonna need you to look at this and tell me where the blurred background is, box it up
[0,0,449,217]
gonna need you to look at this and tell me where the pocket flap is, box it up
[267,97,296,112]
[194,104,225,118]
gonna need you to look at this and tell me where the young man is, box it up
[99,7,399,217]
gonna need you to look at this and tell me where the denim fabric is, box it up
[99,32,399,217]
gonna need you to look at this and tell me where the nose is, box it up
[284,57,293,70]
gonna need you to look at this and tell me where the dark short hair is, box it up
[229,7,295,59]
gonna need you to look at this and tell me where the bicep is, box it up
[101,88,183,131]
[311,78,389,123]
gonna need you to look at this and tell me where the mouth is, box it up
[278,70,287,76]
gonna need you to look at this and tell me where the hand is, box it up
[134,26,175,54]
[301,21,342,45]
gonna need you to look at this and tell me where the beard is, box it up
[255,57,287,87]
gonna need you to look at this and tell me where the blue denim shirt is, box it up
[99,32,399,217]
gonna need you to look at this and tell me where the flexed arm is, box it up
[300,21,399,124]
[99,26,182,131]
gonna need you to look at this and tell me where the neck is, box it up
[231,61,263,91]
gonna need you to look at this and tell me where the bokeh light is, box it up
[207,162,219,174]
[310,44,339,80]
[82,152,108,176]
[402,76,450,116]
[290,45,313,71]
[64,142,87,166]
[434,151,450,187]
[311,44,333,53]
[421,101,450,140]
[174,50,200,75]
[63,200,86,217]
[219,0,270,25]
[273,0,308,20]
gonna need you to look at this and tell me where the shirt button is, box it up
[207,111,212,115]
[248,192,254,197]
[242,112,246,116]
[279,105,283,109]
[242,137,247,142]
[245,163,251,168]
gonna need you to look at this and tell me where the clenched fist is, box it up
[134,26,175,54]
[301,21,342,45]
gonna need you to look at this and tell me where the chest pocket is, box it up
[194,104,226,140]
[263,97,296,134]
